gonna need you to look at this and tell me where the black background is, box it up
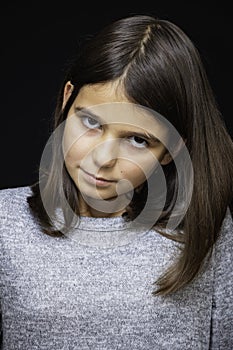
[0,2,232,189]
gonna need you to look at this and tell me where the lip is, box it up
[80,168,117,187]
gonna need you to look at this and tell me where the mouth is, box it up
[80,168,117,187]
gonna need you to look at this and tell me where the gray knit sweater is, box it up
[0,185,232,349]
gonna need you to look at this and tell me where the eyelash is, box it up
[79,115,150,149]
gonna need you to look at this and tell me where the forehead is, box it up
[76,82,126,104]
[70,83,170,142]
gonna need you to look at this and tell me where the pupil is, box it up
[88,117,97,125]
[135,136,144,143]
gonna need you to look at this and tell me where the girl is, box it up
[0,14,232,349]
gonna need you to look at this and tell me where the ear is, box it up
[160,137,187,165]
[62,81,74,110]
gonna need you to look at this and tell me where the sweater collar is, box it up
[54,208,148,248]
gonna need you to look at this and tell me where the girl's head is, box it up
[29,13,233,295]
[51,14,210,218]
[43,13,230,220]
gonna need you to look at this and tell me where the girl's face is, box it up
[62,82,172,217]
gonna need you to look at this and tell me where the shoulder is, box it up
[210,207,233,347]
[0,184,33,206]
[0,184,32,196]
[213,207,233,281]
[0,184,33,224]
[216,207,233,251]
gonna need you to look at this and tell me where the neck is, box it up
[77,192,129,218]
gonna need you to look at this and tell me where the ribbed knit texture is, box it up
[0,185,232,349]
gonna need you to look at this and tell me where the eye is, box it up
[128,136,149,149]
[81,115,101,129]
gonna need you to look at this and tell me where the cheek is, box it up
[63,140,90,168]
[63,116,91,167]
[119,152,162,187]
[119,162,148,187]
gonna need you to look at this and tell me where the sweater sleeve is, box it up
[0,195,3,349]
[0,305,2,348]
[210,207,233,349]
[0,188,13,349]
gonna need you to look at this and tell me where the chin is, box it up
[77,187,117,201]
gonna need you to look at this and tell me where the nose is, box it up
[92,138,118,168]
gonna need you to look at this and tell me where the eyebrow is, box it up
[74,106,160,143]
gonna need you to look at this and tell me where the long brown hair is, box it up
[27,14,233,295]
